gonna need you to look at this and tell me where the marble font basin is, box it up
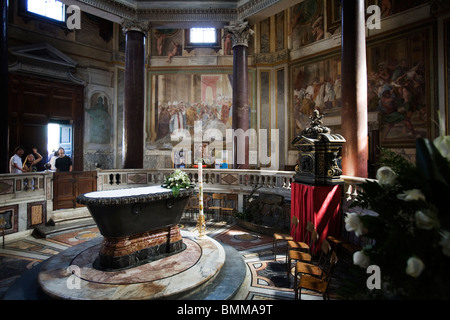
[77,186,192,271]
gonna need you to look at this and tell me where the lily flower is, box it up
[345,212,366,237]
[405,257,425,278]
[397,189,425,202]
[376,166,397,186]
[433,111,450,161]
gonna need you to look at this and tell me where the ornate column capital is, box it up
[224,20,254,48]
[121,18,151,35]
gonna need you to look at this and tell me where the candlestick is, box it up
[198,162,203,216]
[196,162,206,237]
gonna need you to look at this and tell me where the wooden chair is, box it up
[286,229,319,280]
[221,194,237,222]
[191,193,210,218]
[184,194,199,219]
[327,235,363,257]
[286,221,315,253]
[208,193,224,221]
[294,251,338,300]
[294,239,332,284]
[272,215,299,256]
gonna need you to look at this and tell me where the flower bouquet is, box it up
[162,169,193,197]
[343,131,450,299]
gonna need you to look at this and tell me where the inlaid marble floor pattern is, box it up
[0,216,333,300]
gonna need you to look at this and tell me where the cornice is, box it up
[70,0,136,20]
[237,0,282,20]
[138,8,237,23]
[65,0,289,24]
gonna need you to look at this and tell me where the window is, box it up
[190,28,217,44]
[20,0,67,26]
[184,28,221,53]
[27,0,65,21]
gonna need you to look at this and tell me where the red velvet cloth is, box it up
[291,183,342,254]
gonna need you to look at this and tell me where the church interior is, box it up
[1,0,450,303]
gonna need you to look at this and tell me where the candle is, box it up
[198,162,203,216]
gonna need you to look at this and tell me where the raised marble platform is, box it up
[4,230,248,300]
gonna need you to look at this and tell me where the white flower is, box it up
[359,208,379,217]
[345,212,366,237]
[434,135,450,161]
[405,257,425,278]
[165,170,191,193]
[415,210,437,230]
[353,251,370,268]
[439,231,450,257]
[397,189,425,202]
[376,166,397,186]
[433,110,450,161]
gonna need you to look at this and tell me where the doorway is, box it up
[47,122,73,160]
[8,74,84,171]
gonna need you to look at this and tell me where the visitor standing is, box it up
[9,146,25,173]
[22,148,43,172]
[55,147,73,172]
[48,150,58,171]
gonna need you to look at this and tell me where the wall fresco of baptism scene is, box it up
[148,73,248,167]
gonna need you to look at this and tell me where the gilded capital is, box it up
[224,20,254,48]
[121,18,151,35]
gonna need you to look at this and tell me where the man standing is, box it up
[55,147,73,172]
[169,101,186,134]
[9,146,24,173]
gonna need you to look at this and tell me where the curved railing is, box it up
[96,168,295,195]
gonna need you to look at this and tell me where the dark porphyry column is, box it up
[341,0,368,178]
[0,0,8,173]
[122,20,150,169]
[224,21,254,169]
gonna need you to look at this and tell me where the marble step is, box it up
[33,217,97,238]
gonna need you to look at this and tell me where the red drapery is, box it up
[291,183,342,254]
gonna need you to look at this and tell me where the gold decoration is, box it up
[196,214,206,238]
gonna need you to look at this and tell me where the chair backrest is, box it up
[316,239,332,273]
[323,251,338,285]
[211,193,224,207]
[306,221,315,232]
[223,194,237,209]
[187,194,199,208]
[321,238,331,253]
[291,215,299,238]
[308,230,319,253]
[302,221,316,243]
[212,193,224,200]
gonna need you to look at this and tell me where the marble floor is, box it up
[0,214,350,300]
